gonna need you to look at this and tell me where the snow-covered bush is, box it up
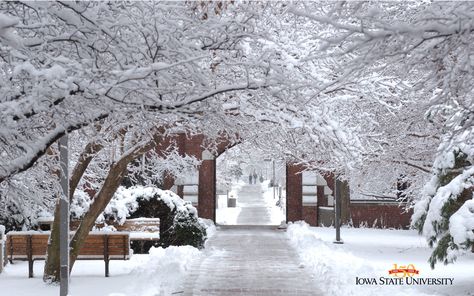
[103,186,208,249]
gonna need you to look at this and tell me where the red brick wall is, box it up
[184,134,204,160]
[303,206,318,226]
[349,203,413,229]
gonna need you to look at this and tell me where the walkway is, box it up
[182,184,322,295]
[235,184,276,225]
[182,227,322,295]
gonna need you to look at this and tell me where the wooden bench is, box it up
[114,218,160,234]
[115,218,160,254]
[70,218,160,244]
[68,218,160,240]
[6,232,130,278]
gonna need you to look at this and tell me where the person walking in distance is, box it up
[253,171,258,184]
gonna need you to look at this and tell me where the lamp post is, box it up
[272,159,276,199]
[59,133,69,296]
[333,178,344,244]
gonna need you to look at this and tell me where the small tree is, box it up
[412,146,474,267]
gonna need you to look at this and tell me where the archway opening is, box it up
[215,144,286,226]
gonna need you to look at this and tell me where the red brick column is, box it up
[286,163,303,222]
[302,206,317,226]
[198,155,216,221]
[317,185,326,207]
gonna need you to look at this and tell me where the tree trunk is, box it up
[43,139,104,282]
[69,141,104,202]
[68,135,160,272]
[43,127,131,282]
[43,200,61,282]
[69,160,128,268]
[43,145,62,282]
[43,131,160,281]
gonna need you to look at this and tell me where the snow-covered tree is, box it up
[4,0,464,280]
[412,136,474,267]
[289,1,474,266]
[0,1,280,281]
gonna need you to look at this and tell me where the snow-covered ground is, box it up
[216,180,285,225]
[0,246,200,296]
[216,180,244,225]
[261,180,285,225]
[287,222,474,296]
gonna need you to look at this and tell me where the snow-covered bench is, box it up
[114,218,160,240]
[39,217,160,254]
[6,231,130,278]
[115,218,161,253]
[68,218,160,241]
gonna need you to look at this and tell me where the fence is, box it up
[349,200,412,229]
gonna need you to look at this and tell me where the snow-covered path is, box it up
[235,184,275,225]
[182,226,323,295]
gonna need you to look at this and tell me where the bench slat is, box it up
[7,233,130,258]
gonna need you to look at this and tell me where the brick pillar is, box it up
[286,163,303,222]
[302,207,318,226]
[198,150,216,221]
[316,185,325,225]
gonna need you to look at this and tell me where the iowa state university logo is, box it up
[355,264,454,286]
[388,263,419,278]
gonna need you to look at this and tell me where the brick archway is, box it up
[156,132,335,225]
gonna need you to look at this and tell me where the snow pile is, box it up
[125,245,201,296]
[215,181,245,225]
[261,181,285,225]
[199,218,217,239]
[286,222,428,296]
[0,245,200,296]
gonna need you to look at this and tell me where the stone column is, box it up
[286,163,303,222]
